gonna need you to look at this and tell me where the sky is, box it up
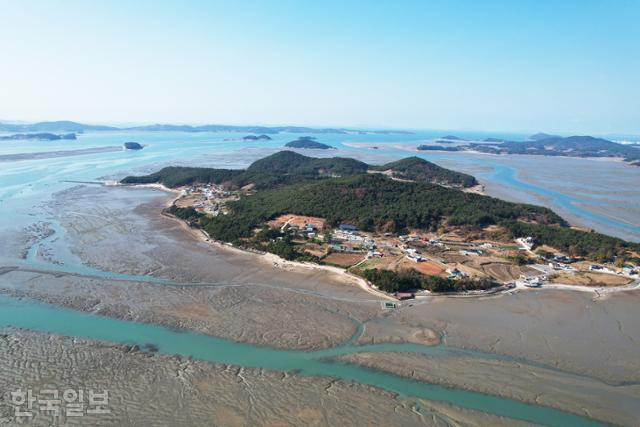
[1,0,639,135]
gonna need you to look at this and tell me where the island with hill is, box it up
[418,133,640,164]
[0,120,413,135]
[243,134,272,141]
[529,132,561,141]
[481,135,640,161]
[0,132,77,141]
[122,151,639,298]
[436,135,466,143]
[284,136,334,149]
[417,145,462,152]
[0,121,116,132]
[124,142,144,150]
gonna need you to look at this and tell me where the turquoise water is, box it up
[1,129,636,424]
[0,294,603,426]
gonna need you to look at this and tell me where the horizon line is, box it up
[1,118,639,139]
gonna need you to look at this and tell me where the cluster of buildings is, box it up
[396,236,428,261]
[184,184,238,216]
[328,225,445,261]
[541,254,578,271]
[516,236,536,251]
[446,268,467,280]
[330,224,378,255]
[549,262,575,272]
[403,247,425,262]
[185,183,232,198]
[271,215,637,287]
[280,222,321,239]
[428,239,446,248]
[326,228,495,264]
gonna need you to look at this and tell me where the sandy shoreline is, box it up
[531,281,640,295]
[160,205,396,302]
[137,184,399,301]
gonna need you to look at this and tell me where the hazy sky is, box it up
[1,0,639,134]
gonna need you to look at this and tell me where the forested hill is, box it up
[247,151,368,175]
[121,166,245,188]
[201,174,565,239]
[121,151,371,189]
[130,151,640,261]
[370,157,477,188]
[121,151,478,189]
[192,173,638,260]
[472,135,640,162]
[284,137,335,149]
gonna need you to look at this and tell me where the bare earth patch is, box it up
[553,271,632,287]
[267,214,327,230]
[403,260,445,276]
[322,252,365,267]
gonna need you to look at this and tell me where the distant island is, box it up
[419,133,640,164]
[479,135,640,163]
[243,134,272,141]
[124,142,143,150]
[0,120,413,135]
[432,135,466,144]
[529,133,561,141]
[0,121,116,133]
[0,132,76,141]
[122,151,639,296]
[285,137,334,150]
[417,145,462,152]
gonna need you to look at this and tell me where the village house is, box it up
[446,268,466,279]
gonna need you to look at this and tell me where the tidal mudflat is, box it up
[1,183,638,425]
[3,185,382,350]
[1,134,639,425]
[3,330,523,426]
[346,291,640,426]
